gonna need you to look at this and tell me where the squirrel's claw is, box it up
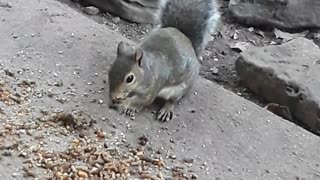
[121,105,142,118]
[121,108,135,117]
[157,102,174,122]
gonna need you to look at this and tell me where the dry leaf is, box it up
[265,103,293,121]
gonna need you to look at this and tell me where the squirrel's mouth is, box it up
[108,98,118,109]
[109,101,123,110]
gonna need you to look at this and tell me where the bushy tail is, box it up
[158,0,220,56]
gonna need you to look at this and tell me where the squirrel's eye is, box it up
[126,75,134,84]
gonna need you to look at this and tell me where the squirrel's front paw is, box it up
[157,102,174,122]
[121,107,136,117]
[120,105,142,118]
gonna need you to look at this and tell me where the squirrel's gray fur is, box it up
[157,0,220,57]
[108,0,220,122]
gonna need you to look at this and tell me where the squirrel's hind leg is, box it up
[156,83,190,122]
[157,101,174,122]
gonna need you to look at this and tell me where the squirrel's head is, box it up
[108,41,144,104]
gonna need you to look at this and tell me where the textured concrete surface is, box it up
[0,0,320,179]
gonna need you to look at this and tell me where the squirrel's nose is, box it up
[111,95,123,104]
[112,98,121,104]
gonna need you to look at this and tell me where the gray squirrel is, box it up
[108,0,220,121]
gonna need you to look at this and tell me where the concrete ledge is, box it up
[0,0,319,179]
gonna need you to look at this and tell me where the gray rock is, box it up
[79,0,161,24]
[82,6,100,15]
[112,17,121,24]
[274,28,308,43]
[230,41,251,52]
[210,67,219,75]
[0,1,12,8]
[236,37,320,133]
[229,0,320,31]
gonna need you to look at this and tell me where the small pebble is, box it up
[101,117,107,121]
[210,67,219,75]
[232,32,239,40]
[2,150,12,156]
[169,154,177,159]
[79,131,86,138]
[111,123,117,129]
[138,135,148,146]
[0,2,12,8]
[19,151,28,158]
[104,142,108,148]
[183,158,194,164]
[12,173,18,177]
[82,6,100,15]
[4,69,15,77]
[113,17,121,23]
[311,32,320,40]
[96,131,106,138]
[191,173,198,179]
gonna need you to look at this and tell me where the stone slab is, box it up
[75,0,160,23]
[236,37,320,133]
[229,0,320,31]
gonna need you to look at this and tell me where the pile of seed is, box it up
[33,139,166,179]
[1,112,196,179]
[0,73,196,180]
[0,81,27,105]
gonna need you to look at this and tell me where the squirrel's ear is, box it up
[117,41,125,56]
[135,48,143,67]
